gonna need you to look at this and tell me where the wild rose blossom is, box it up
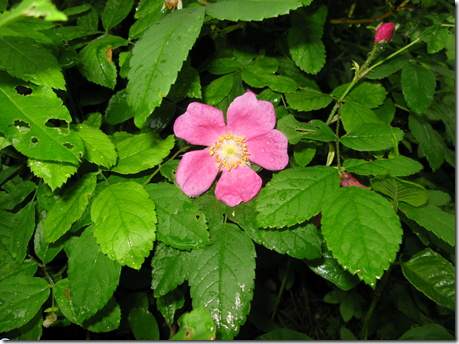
[374,22,395,43]
[173,91,289,207]
[340,173,369,189]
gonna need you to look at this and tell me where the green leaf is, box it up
[285,88,333,111]
[160,160,179,183]
[408,114,444,171]
[72,124,118,168]
[78,35,128,90]
[0,0,67,28]
[277,57,320,90]
[168,62,202,102]
[340,123,404,151]
[18,306,42,340]
[421,24,449,54]
[83,296,121,333]
[208,58,242,75]
[129,2,163,40]
[28,159,78,192]
[53,278,77,324]
[105,89,135,125]
[321,187,403,287]
[371,172,428,207]
[43,173,97,243]
[256,328,312,340]
[373,98,396,124]
[156,288,184,327]
[77,5,99,30]
[145,183,210,250]
[399,203,454,247]
[84,112,102,129]
[10,200,36,261]
[101,0,134,31]
[332,82,387,109]
[293,141,316,167]
[417,56,455,79]
[128,307,160,340]
[172,306,216,340]
[340,102,383,132]
[127,7,205,128]
[399,324,455,340]
[401,63,436,115]
[151,242,189,298]
[344,156,423,177]
[205,0,302,21]
[91,181,157,269]
[144,101,176,133]
[425,189,450,207]
[203,74,233,106]
[111,133,174,174]
[340,327,357,340]
[366,56,409,80]
[401,248,455,311]
[0,36,66,90]
[340,297,353,322]
[0,180,36,210]
[277,115,337,144]
[255,166,340,228]
[68,226,122,323]
[0,73,84,164]
[188,223,256,340]
[33,218,63,264]
[0,275,50,333]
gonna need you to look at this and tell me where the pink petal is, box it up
[173,102,227,146]
[245,130,289,170]
[176,150,219,197]
[226,91,276,140]
[215,166,262,207]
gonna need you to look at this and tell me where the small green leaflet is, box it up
[203,74,233,106]
[256,166,340,228]
[425,189,451,207]
[340,123,404,151]
[401,63,436,115]
[205,0,302,22]
[188,223,256,340]
[145,183,210,250]
[18,306,42,340]
[34,218,63,264]
[157,289,185,327]
[0,275,50,333]
[401,248,455,311]
[111,133,175,175]
[0,0,67,26]
[293,141,316,167]
[399,203,454,247]
[0,180,36,210]
[340,102,383,132]
[72,124,118,169]
[420,24,449,54]
[129,2,164,40]
[127,7,205,128]
[151,242,189,298]
[373,98,396,124]
[10,200,36,262]
[172,306,216,340]
[343,156,423,177]
[105,89,136,125]
[28,159,78,191]
[0,73,84,164]
[83,297,121,333]
[332,82,387,109]
[285,88,333,111]
[208,58,242,75]
[101,0,134,31]
[78,35,128,90]
[321,187,403,287]
[91,181,157,269]
[53,278,78,324]
[68,226,122,323]
[43,173,97,243]
[277,115,337,144]
[366,56,409,80]
[128,306,160,340]
[399,324,455,340]
[371,172,428,207]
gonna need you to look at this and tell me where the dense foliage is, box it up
[0,0,455,340]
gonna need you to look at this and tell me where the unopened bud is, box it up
[374,22,395,44]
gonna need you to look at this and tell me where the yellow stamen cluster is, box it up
[210,132,250,171]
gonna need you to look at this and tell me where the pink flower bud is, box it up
[340,173,369,189]
[374,22,395,43]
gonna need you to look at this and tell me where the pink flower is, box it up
[173,91,289,207]
[374,22,395,43]
[340,173,369,189]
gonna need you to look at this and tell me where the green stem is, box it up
[271,259,290,321]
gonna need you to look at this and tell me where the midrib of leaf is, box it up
[0,36,43,75]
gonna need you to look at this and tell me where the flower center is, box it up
[210,132,250,171]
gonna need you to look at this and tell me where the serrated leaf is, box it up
[332,82,387,109]
[78,35,128,90]
[0,180,36,210]
[83,297,121,333]
[285,88,333,111]
[401,248,455,311]
[172,306,216,340]
[371,172,427,207]
[43,26,101,41]
[129,5,163,40]
[18,306,42,340]
[0,275,50,333]
[208,58,242,75]
[128,306,160,340]
[151,242,189,298]
[256,166,340,228]
[203,74,233,106]
[160,160,179,182]
[277,115,337,144]
[157,288,184,327]
[277,57,320,90]
[366,56,409,80]
[401,63,436,115]
[0,73,84,164]
[194,190,228,228]
[28,159,78,191]
[77,5,99,30]
[322,187,402,287]
[111,133,174,174]
[425,189,451,207]
[10,200,36,261]
[53,278,78,324]
[68,226,122,323]
[343,156,423,177]
[105,89,135,125]
[0,0,67,27]
[293,141,316,167]
[102,0,134,31]
[144,101,176,133]
[408,114,444,171]
[399,323,455,340]
[91,181,157,269]
[145,183,210,250]
[0,36,66,90]
[399,203,454,247]
[340,123,404,151]
[421,24,449,54]
[340,102,383,132]
[33,218,63,264]
[205,0,302,21]
[168,62,202,102]
[373,98,396,124]
[127,7,205,128]
[188,223,255,340]
[72,124,118,168]
[44,173,97,243]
